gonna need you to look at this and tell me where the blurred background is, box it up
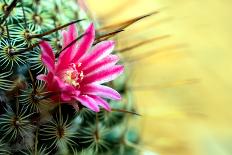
[85,0,232,155]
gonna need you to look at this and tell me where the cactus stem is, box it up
[33,0,39,14]
[9,42,40,56]
[0,0,20,24]
[95,113,99,141]
[34,91,58,101]
[53,19,59,38]
[5,23,11,47]
[28,69,37,93]
[54,1,59,13]
[16,91,19,115]
[58,97,62,125]
[119,117,129,145]
[0,25,4,36]
[20,0,28,29]
[118,35,171,53]
[28,19,85,39]
[34,127,39,155]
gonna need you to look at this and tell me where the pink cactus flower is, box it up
[37,23,124,112]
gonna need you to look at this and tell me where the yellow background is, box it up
[86,1,232,155]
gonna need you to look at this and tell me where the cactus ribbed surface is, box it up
[0,0,138,154]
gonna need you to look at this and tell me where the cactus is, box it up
[0,0,139,154]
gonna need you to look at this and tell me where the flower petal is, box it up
[61,88,80,102]
[82,84,121,100]
[57,24,78,71]
[72,23,95,63]
[40,41,55,62]
[61,93,72,101]
[40,41,55,72]
[81,41,115,69]
[83,65,124,84]
[74,95,100,112]
[90,95,111,111]
[41,56,55,73]
[61,30,68,48]
[64,24,78,48]
[51,76,66,90]
[84,54,119,75]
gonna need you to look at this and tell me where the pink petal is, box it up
[83,65,124,84]
[56,24,78,72]
[66,24,78,48]
[61,93,72,101]
[45,76,65,101]
[73,90,81,97]
[40,41,55,72]
[44,72,54,84]
[45,75,64,93]
[67,24,78,58]
[74,95,100,112]
[60,83,80,101]
[84,54,119,75]
[40,41,55,62]
[81,41,115,69]
[51,76,66,90]
[72,23,95,63]
[82,84,121,100]
[90,95,111,111]
[41,55,55,72]
[62,84,76,94]
[61,30,68,48]
[49,76,80,101]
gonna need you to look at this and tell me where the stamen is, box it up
[63,63,84,87]
[78,62,82,67]
[80,71,84,80]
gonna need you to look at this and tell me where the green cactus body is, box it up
[0,0,139,154]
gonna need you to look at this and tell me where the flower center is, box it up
[63,63,84,87]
